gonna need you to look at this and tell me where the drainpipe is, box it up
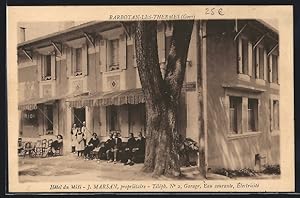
[19,27,26,43]
[197,20,208,178]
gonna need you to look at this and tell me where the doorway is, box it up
[73,107,86,128]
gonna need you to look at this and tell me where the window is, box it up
[75,48,82,74]
[107,106,119,131]
[44,105,53,135]
[237,38,249,75]
[248,99,258,131]
[255,46,265,79]
[42,55,52,80]
[272,100,280,131]
[229,96,242,134]
[272,54,279,83]
[73,107,86,128]
[23,110,38,126]
[108,39,120,71]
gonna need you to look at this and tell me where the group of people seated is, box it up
[77,130,146,166]
[18,135,64,157]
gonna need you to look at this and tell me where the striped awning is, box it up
[66,88,145,108]
[18,97,58,111]
[95,88,145,106]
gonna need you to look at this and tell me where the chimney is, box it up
[19,27,26,43]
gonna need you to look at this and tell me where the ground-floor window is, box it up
[248,98,258,131]
[23,110,38,126]
[128,103,146,137]
[44,104,53,135]
[73,107,86,128]
[107,105,120,132]
[272,100,280,131]
[228,95,260,135]
[229,96,242,134]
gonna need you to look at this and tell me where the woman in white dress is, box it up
[75,126,86,157]
[71,123,78,153]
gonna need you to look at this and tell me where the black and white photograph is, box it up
[7,6,294,193]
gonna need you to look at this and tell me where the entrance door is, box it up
[73,107,86,128]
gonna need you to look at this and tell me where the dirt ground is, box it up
[18,154,278,183]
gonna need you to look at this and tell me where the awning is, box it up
[18,97,59,111]
[66,92,102,108]
[66,88,145,108]
[95,88,145,106]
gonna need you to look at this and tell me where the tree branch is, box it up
[134,21,164,104]
[164,20,194,100]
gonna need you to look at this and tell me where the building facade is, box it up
[17,20,280,170]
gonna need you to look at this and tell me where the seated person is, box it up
[83,133,100,160]
[132,132,146,163]
[48,135,63,157]
[123,133,137,165]
[18,137,24,155]
[97,132,114,161]
[107,132,122,163]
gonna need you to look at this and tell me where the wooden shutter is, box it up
[41,56,45,80]
[255,48,259,78]
[37,55,42,81]
[82,44,88,76]
[270,99,273,132]
[157,25,165,63]
[100,39,107,72]
[276,55,280,84]
[51,54,56,80]
[119,34,127,70]
[263,49,267,81]
[269,55,272,83]
[248,41,252,76]
[66,47,72,78]
[238,38,242,74]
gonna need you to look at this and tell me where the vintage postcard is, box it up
[7,5,294,193]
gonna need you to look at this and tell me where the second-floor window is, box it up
[255,46,265,80]
[271,54,279,83]
[75,48,82,75]
[109,39,120,71]
[41,54,55,81]
[237,38,249,75]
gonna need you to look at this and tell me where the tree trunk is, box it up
[134,20,194,177]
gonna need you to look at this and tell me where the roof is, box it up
[17,21,122,50]
[17,19,278,51]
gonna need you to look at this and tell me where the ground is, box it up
[18,154,278,183]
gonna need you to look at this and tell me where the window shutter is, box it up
[37,55,42,81]
[66,48,72,78]
[72,48,76,75]
[41,56,45,80]
[119,34,127,70]
[255,48,259,78]
[51,54,56,80]
[100,39,107,72]
[270,99,273,132]
[82,44,88,76]
[277,55,280,84]
[263,49,267,81]
[248,42,252,76]
[238,38,242,74]
[133,38,137,68]
[269,55,272,83]
[157,25,165,63]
